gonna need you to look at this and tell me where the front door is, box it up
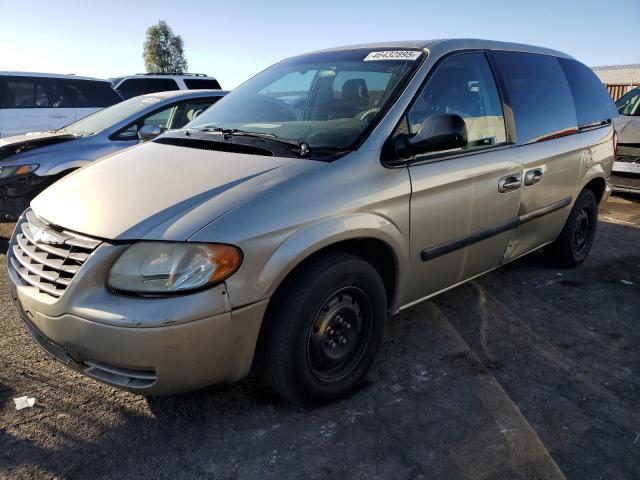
[404,52,522,305]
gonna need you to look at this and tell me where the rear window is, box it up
[558,58,618,126]
[116,78,180,98]
[491,51,577,144]
[183,78,222,90]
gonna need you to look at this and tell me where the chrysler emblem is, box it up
[31,226,65,245]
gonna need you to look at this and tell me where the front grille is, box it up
[9,209,101,298]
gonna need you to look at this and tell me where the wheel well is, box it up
[583,177,606,202]
[271,238,398,309]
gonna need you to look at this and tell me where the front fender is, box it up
[224,213,409,313]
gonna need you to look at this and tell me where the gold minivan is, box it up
[8,40,617,406]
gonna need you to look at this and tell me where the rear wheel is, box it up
[260,251,387,407]
[545,189,598,267]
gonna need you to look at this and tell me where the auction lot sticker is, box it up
[364,51,422,61]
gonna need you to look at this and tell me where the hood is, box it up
[31,141,322,240]
[0,131,78,161]
[614,116,640,145]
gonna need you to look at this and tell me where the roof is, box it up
[0,71,110,82]
[591,64,640,85]
[137,89,228,100]
[302,39,572,59]
[110,73,218,81]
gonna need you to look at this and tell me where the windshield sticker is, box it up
[364,51,422,61]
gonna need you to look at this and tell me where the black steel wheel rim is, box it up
[306,286,373,382]
[573,207,592,254]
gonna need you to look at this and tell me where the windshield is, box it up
[615,87,640,116]
[187,48,423,150]
[64,95,165,135]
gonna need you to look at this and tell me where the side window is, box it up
[144,78,180,93]
[167,97,221,129]
[558,58,618,127]
[491,52,577,144]
[54,79,89,108]
[4,77,53,108]
[116,79,148,99]
[70,80,122,107]
[183,79,222,90]
[115,104,177,140]
[615,88,640,116]
[407,52,506,151]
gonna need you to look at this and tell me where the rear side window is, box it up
[2,76,53,108]
[116,78,180,98]
[183,78,222,90]
[115,79,147,98]
[491,52,577,144]
[54,79,121,108]
[559,58,618,126]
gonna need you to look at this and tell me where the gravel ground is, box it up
[0,196,639,480]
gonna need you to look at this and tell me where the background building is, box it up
[592,64,640,100]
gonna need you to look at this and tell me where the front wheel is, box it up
[259,252,387,407]
[545,189,598,267]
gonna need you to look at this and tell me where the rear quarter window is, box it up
[116,78,180,98]
[558,58,618,127]
[491,51,578,144]
[183,79,222,90]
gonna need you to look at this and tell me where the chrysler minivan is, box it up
[8,40,617,406]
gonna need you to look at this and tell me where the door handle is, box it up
[50,113,66,119]
[498,173,521,193]
[524,168,544,186]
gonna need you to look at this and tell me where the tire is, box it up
[545,189,598,268]
[259,251,387,407]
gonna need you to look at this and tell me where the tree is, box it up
[142,20,188,74]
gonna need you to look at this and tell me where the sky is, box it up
[1,0,639,89]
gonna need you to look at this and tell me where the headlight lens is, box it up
[0,164,39,179]
[107,242,242,294]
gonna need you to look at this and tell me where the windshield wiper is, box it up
[199,126,311,156]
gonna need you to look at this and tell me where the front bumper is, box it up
[7,226,268,395]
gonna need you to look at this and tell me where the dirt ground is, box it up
[0,196,638,480]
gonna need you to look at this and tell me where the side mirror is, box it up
[394,113,467,159]
[138,124,164,141]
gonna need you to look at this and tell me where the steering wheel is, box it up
[251,95,298,122]
[355,108,381,123]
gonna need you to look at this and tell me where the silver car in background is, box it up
[0,90,226,219]
[8,40,616,407]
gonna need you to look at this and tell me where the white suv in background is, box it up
[0,72,122,138]
[110,73,222,99]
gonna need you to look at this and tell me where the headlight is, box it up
[107,242,242,294]
[0,164,39,179]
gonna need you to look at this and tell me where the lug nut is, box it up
[345,323,351,329]
[341,338,348,344]
[331,342,337,348]
[336,317,344,324]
